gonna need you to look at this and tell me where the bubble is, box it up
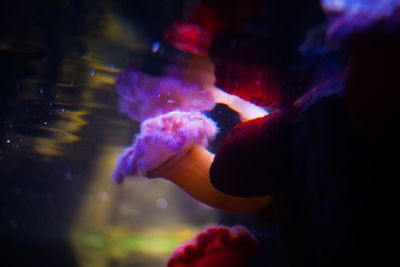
[64,172,72,180]
[98,192,109,202]
[156,198,168,209]
[152,41,160,52]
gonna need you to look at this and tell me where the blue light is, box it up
[151,41,160,52]
[322,0,400,16]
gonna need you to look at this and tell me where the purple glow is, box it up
[323,0,400,45]
[322,0,399,16]
[115,70,215,121]
[113,111,218,184]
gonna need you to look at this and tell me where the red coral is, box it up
[167,225,259,267]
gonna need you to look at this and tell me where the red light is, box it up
[164,21,212,56]
[214,63,281,108]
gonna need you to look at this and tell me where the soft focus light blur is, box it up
[164,21,212,56]
[322,0,400,15]
[1,2,219,267]
[70,146,217,267]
